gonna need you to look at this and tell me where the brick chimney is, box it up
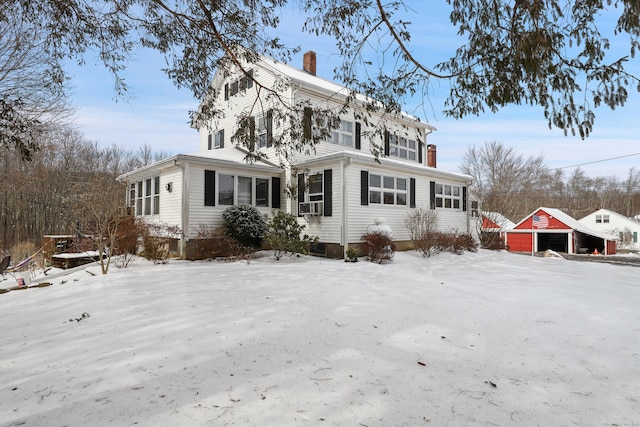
[427,144,437,168]
[303,51,316,75]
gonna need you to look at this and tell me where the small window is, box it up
[136,181,143,215]
[238,176,252,205]
[308,173,323,201]
[256,178,269,207]
[595,215,602,223]
[153,176,160,215]
[219,174,234,205]
[603,215,610,224]
[144,178,152,215]
[257,115,268,148]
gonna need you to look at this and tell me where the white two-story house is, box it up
[118,51,473,259]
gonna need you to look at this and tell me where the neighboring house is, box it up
[578,209,640,251]
[503,207,618,255]
[118,51,473,259]
[481,211,516,232]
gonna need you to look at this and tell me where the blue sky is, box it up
[67,2,639,181]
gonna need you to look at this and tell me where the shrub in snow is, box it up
[361,231,396,264]
[264,211,318,260]
[193,224,251,260]
[345,246,359,263]
[404,208,439,256]
[420,229,478,257]
[140,222,181,264]
[222,205,267,250]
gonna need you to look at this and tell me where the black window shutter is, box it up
[224,83,229,100]
[249,116,256,151]
[355,122,361,150]
[462,186,467,211]
[297,174,305,216]
[303,107,312,141]
[219,129,225,148]
[208,134,212,150]
[410,178,416,208]
[323,169,332,217]
[384,131,390,156]
[429,181,436,209]
[418,140,423,164]
[205,170,216,206]
[272,177,281,209]
[361,170,369,206]
[266,110,273,148]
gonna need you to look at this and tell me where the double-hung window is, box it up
[257,115,268,148]
[369,174,407,206]
[435,183,461,209]
[330,119,354,147]
[308,173,324,202]
[387,133,418,161]
[215,173,270,207]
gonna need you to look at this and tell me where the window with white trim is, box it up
[153,176,160,214]
[435,183,461,209]
[595,214,609,224]
[308,173,324,202]
[388,134,418,161]
[131,176,160,216]
[216,173,270,207]
[329,119,354,147]
[257,115,268,148]
[369,174,407,206]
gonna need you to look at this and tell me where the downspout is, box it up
[342,157,353,259]
[174,159,189,259]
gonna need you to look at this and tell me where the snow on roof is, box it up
[511,207,619,241]
[293,149,472,182]
[578,208,640,226]
[257,56,436,130]
[482,212,516,229]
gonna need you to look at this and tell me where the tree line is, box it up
[461,141,640,225]
[0,125,168,254]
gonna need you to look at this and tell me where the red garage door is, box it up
[506,233,532,252]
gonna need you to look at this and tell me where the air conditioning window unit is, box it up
[299,201,323,216]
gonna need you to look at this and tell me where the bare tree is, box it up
[460,141,552,223]
[75,174,128,274]
[0,13,72,160]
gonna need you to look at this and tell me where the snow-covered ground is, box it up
[1,250,639,426]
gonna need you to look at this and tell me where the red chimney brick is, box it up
[303,51,316,75]
[427,144,437,168]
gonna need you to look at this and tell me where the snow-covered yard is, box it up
[1,250,639,426]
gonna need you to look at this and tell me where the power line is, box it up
[553,152,640,171]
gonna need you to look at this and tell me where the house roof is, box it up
[482,212,515,229]
[259,56,435,130]
[117,147,281,181]
[509,207,619,241]
[293,150,472,183]
[578,208,640,227]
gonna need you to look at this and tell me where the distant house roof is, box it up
[579,208,640,227]
[510,207,618,241]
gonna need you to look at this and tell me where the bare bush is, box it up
[361,231,396,264]
[404,208,439,255]
[421,230,478,257]
[193,225,250,260]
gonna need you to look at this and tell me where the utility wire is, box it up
[553,152,640,171]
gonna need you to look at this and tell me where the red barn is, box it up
[504,207,618,255]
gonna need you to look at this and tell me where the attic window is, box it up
[224,69,254,100]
